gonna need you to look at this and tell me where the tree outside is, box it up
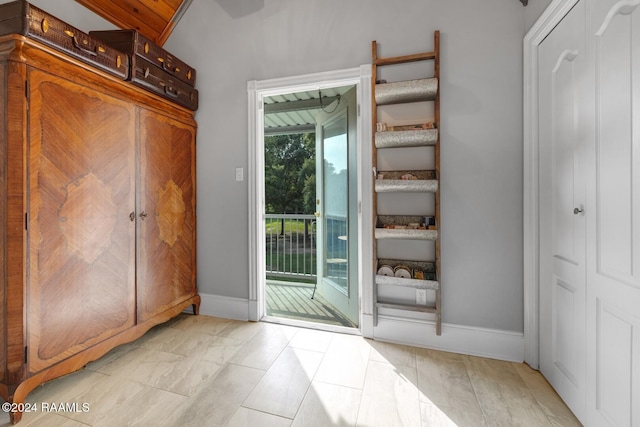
[264,133,315,215]
[264,132,317,280]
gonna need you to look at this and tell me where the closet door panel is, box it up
[138,109,196,322]
[538,1,587,422]
[593,1,640,285]
[27,68,137,373]
[588,1,640,425]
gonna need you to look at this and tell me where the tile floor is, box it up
[1,314,581,426]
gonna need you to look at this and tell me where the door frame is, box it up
[523,0,582,369]
[247,66,373,334]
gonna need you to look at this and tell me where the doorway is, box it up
[263,85,357,328]
[247,68,372,333]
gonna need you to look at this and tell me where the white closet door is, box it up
[586,1,640,425]
[538,0,587,422]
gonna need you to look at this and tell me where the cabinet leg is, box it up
[10,410,22,425]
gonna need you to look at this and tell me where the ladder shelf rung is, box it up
[376,275,439,290]
[374,51,437,66]
[376,302,437,313]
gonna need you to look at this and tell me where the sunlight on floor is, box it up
[1,314,580,427]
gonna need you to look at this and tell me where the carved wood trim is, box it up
[8,295,200,424]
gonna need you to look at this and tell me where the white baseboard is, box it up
[197,293,524,362]
[198,292,250,321]
[373,314,525,362]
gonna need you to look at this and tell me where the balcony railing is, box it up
[265,214,317,281]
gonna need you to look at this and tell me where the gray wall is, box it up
[9,0,552,333]
[526,0,554,31]
[165,0,530,332]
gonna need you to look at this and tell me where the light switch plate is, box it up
[235,167,243,181]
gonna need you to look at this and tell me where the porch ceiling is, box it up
[263,85,353,136]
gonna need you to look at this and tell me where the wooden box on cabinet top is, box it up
[0,35,199,424]
[90,29,196,86]
[0,0,130,80]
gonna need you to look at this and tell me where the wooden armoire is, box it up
[0,34,199,423]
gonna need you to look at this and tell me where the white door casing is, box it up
[524,0,583,370]
[247,67,373,333]
[538,0,587,421]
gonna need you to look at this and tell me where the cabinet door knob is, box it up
[573,207,583,215]
[129,212,136,222]
[139,211,148,220]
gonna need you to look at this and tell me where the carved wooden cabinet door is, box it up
[26,69,137,373]
[137,108,196,322]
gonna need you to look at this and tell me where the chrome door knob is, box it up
[573,208,583,215]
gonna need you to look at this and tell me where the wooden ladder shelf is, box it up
[371,31,441,335]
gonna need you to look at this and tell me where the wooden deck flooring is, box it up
[266,282,356,328]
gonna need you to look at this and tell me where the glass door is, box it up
[315,87,359,326]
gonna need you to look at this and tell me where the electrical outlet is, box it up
[416,289,427,305]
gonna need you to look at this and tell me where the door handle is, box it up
[573,207,583,215]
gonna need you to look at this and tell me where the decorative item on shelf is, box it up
[376,259,437,284]
[376,170,437,181]
[375,78,438,105]
[394,265,412,278]
[376,122,388,132]
[387,122,436,131]
[375,171,438,192]
[377,265,394,276]
[424,216,436,229]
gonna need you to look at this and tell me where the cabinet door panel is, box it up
[27,69,137,373]
[138,109,196,322]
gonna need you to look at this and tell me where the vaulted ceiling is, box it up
[75,0,193,45]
